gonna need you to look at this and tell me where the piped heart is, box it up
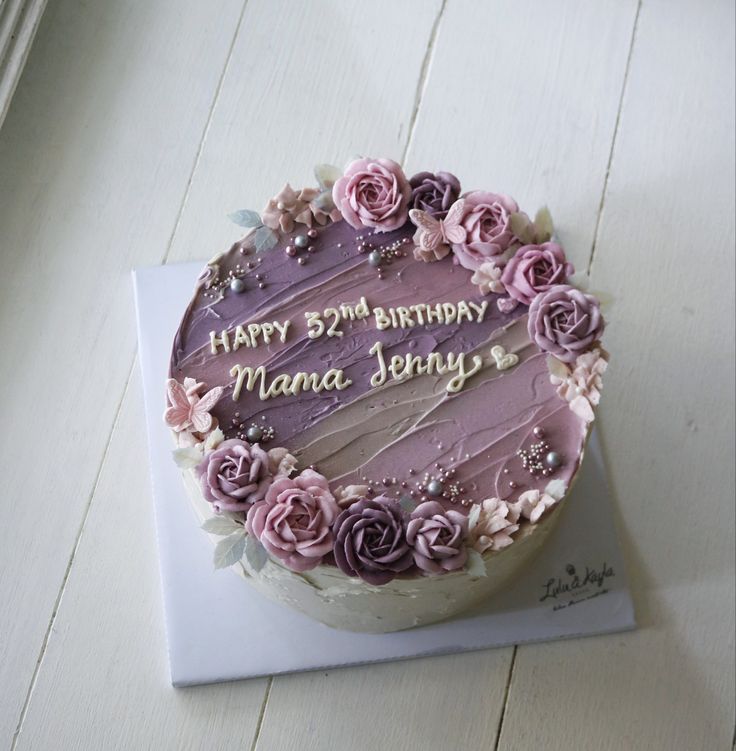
[491,345,519,371]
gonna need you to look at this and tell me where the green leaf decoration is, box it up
[509,212,534,245]
[228,209,263,228]
[465,549,488,578]
[245,535,269,572]
[312,190,336,212]
[399,495,417,513]
[201,516,242,536]
[533,206,554,242]
[314,163,342,191]
[254,225,279,253]
[213,531,246,570]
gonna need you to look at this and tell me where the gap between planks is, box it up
[586,0,643,278]
[400,0,447,167]
[10,371,134,750]
[8,0,252,747]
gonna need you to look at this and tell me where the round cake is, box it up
[166,158,608,632]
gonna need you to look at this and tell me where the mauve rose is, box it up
[246,469,339,572]
[408,171,461,218]
[332,496,414,585]
[501,242,574,305]
[452,190,519,271]
[406,501,468,575]
[332,157,411,233]
[196,439,273,513]
[527,284,605,363]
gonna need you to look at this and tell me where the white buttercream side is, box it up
[182,470,566,633]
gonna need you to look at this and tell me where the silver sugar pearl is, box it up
[533,426,545,438]
[294,234,309,249]
[229,278,245,293]
[545,451,562,468]
[368,250,383,267]
[246,426,263,443]
[426,479,444,497]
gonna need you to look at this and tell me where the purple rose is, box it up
[246,469,339,572]
[452,190,519,270]
[332,496,413,585]
[332,157,411,233]
[196,439,273,513]
[406,501,468,575]
[501,242,574,305]
[408,171,461,218]
[527,285,605,363]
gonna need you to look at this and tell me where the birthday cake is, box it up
[166,158,608,632]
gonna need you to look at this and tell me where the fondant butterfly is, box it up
[409,198,467,261]
[165,378,223,433]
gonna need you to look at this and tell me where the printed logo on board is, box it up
[540,562,615,611]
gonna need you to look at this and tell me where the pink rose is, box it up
[501,242,574,305]
[406,501,468,575]
[246,469,339,572]
[197,439,273,513]
[452,190,519,270]
[528,285,605,363]
[332,157,411,233]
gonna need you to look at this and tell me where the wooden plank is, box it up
[497,1,736,748]
[0,0,245,745]
[13,1,444,748]
[406,0,639,274]
[255,652,513,751]
[253,2,639,749]
[14,374,270,751]
[165,0,444,265]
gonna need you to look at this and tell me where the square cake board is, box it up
[133,262,636,687]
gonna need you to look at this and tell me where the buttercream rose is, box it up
[332,496,413,584]
[246,469,339,572]
[406,501,468,575]
[332,157,411,233]
[196,439,273,513]
[452,190,519,270]
[408,171,461,218]
[528,285,604,363]
[501,242,574,305]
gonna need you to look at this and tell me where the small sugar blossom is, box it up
[548,347,609,423]
[468,498,520,553]
[471,261,506,295]
[512,489,559,524]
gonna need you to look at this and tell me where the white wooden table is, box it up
[1,1,733,749]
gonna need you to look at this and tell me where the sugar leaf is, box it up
[201,516,242,536]
[254,225,279,253]
[467,502,481,532]
[465,549,487,578]
[172,446,202,469]
[228,209,262,228]
[399,495,417,513]
[509,212,534,244]
[534,206,554,241]
[245,535,269,572]
[314,163,342,190]
[213,531,246,569]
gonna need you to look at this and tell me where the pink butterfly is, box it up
[164,378,223,434]
[409,198,467,261]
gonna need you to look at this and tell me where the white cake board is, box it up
[133,262,636,688]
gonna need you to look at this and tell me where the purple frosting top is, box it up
[170,216,590,513]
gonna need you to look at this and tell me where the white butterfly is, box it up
[409,198,467,261]
[165,378,223,433]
